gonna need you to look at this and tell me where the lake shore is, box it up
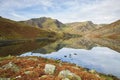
[0,56,119,80]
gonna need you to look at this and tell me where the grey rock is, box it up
[40,75,48,78]
[2,62,20,72]
[24,71,33,75]
[44,64,56,75]
[27,58,38,61]
[89,69,96,74]
[15,75,21,79]
[62,78,70,80]
[58,70,81,80]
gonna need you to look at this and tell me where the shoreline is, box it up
[0,56,119,80]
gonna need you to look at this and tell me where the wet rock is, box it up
[74,53,77,55]
[44,64,56,75]
[58,70,81,80]
[69,54,72,58]
[2,62,20,72]
[64,55,67,57]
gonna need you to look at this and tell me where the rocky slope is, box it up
[0,17,57,40]
[21,17,103,35]
[86,20,120,39]
[20,17,67,32]
[64,21,100,35]
[0,56,118,80]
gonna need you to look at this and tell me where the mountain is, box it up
[87,20,120,39]
[63,21,98,34]
[20,17,66,31]
[0,17,57,40]
[21,17,105,36]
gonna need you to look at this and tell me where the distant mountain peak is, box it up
[84,21,94,24]
[21,17,66,31]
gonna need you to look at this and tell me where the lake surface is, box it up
[0,37,120,78]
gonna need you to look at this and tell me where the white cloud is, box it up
[0,0,120,24]
[10,12,27,20]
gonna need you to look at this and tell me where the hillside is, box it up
[0,17,57,40]
[0,56,118,80]
[21,17,106,36]
[87,20,120,39]
[20,17,67,32]
[64,21,98,34]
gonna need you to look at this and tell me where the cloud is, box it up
[10,12,27,20]
[0,0,120,24]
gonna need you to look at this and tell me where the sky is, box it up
[0,0,120,24]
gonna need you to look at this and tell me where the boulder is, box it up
[2,62,20,72]
[44,64,56,75]
[58,70,81,80]
[89,69,96,74]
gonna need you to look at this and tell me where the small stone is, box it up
[24,71,33,74]
[74,53,77,55]
[16,75,21,79]
[64,55,67,57]
[89,69,96,74]
[40,75,48,78]
[95,74,100,78]
[62,78,70,80]
[44,64,56,75]
[72,66,79,70]
[59,62,62,67]
[28,67,34,69]
[37,64,41,68]
[27,58,38,61]
[69,54,72,58]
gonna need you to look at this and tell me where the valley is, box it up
[0,16,120,80]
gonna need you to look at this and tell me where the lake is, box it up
[0,37,120,78]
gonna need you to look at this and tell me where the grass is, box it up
[0,17,57,40]
[0,56,119,80]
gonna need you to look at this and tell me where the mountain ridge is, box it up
[86,19,120,39]
[0,17,57,40]
[0,16,119,40]
[20,17,67,31]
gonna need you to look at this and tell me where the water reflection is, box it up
[0,40,55,57]
[0,37,120,57]
[32,37,120,53]
[32,38,97,54]
[0,37,120,78]
[21,47,120,78]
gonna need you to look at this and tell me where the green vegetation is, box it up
[21,17,67,31]
[0,40,56,57]
[0,17,58,40]
[64,21,97,35]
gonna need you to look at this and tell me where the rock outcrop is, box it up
[44,64,56,75]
